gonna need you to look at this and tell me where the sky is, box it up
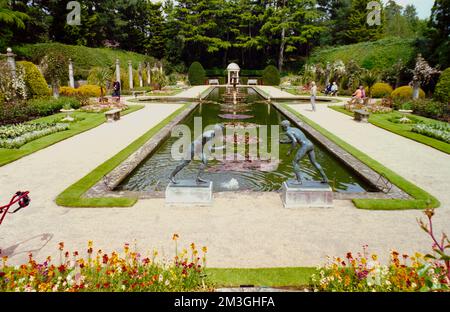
[383,0,434,19]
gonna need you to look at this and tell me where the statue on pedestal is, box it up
[280,120,329,185]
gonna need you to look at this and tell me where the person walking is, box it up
[310,81,317,112]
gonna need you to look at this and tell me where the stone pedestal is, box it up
[282,180,333,209]
[166,180,213,206]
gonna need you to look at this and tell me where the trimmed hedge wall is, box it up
[391,86,425,100]
[262,65,280,86]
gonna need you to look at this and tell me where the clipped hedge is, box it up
[371,83,393,98]
[77,85,102,97]
[391,86,425,100]
[434,68,450,104]
[17,61,49,98]
[188,62,206,86]
[262,65,280,86]
[29,97,81,116]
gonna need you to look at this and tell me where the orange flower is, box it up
[58,242,64,251]
[172,234,179,241]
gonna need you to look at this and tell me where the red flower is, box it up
[0,272,5,278]
[58,265,66,273]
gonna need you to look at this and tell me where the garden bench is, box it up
[105,109,121,122]
[132,90,147,98]
[248,79,258,85]
[208,79,220,85]
[354,109,370,123]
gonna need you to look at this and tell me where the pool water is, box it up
[118,88,373,193]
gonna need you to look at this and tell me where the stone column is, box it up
[6,48,16,78]
[69,58,75,88]
[115,59,121,89]
[147,62,151,86]
[227,71,231,85]
[128,61,134,90]
[138,62,143,87]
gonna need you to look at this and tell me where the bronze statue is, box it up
[280,120,329,185]
[169,125,224,185]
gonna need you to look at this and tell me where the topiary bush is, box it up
[262,65,281,86]
[371,82,393,98]
[17,61,49,98]
[434,68,450,104]
[391,86,425,100]
[77,85,102,97]
[59,86,77,97]
[188,62,206,86]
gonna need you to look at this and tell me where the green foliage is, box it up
[28,97,81,116]
[87,67,112,99]
[262,65,280,86]
[410,99,448,120]
[434,68,450,104]
[391,86,425,100]
[188,62,206,86]
[309,38,416,72]
[343,0,383,43]
[17,61,48,98]
[151,70,168,90]
[360,71,379,97]
[371,82,393,98]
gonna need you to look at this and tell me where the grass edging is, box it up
[206,268,316,288]
[329,106,450,154]
[0,105,144,167]
[282,104,440,210]
[56,104,189,208]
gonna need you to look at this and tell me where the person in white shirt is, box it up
[310,81,317,112]
[331,82,338,96]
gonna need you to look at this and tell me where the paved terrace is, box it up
[0,86,449,268]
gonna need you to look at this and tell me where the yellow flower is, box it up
[172,234,179,241]
[202,247,208,253]
[190,243,196,250]
[88,241,93,248]
[372,254,378,261]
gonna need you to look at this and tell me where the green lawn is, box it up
[206,268,316,288]
[282,104,440,210]
[56,104,189,208]
[329,106,450,154]
[0,105,144,167]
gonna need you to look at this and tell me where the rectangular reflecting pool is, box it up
[118,88,375,193]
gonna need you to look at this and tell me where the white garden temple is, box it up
[227,63,240,85]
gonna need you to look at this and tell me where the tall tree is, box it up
[0,0,28,50]
[428,0,450,68]
[259,0,323,71]
[343,0,383,44]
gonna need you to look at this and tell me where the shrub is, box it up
[188,62,206,86]
[410,99,447,119]
[391,86,425,100]
[17,61,49,98]
[59,86,77,97]
[262,65,281,86]
[77,85,102,97]
[371,82,393,98]
[29,97,81,116]
[434,68,450,104]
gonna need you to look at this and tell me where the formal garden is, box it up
[0,0,449,296]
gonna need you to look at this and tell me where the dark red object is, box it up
[0,191,30,226]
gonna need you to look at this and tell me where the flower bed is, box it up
[0,123,69,149]
[312,209,450,292]
[412,124,450,144]
[0,238,210,292]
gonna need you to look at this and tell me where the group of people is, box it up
[324,82,339,96]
